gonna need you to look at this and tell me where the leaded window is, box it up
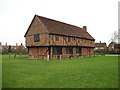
[66,47,73,54]
[68,37,71,42]
[53,47,62,55]
[56,35,59,41]
[34,34,40,42]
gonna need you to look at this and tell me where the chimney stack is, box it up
[100,41,101,43]
[5,42,7,46]
[0,42,1,45]
[16,43,18,46]
[21,43,23,46]
[83,26,87,31]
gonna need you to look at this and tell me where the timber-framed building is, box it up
[24,15,95,60]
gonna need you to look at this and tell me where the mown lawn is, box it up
[2,55,118,88]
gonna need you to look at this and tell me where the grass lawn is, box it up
[2,55,118,88]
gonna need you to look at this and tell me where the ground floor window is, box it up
[66,47,73,54]
[87,48,91,54]
[76,47,81,54]
[53,47,62,55]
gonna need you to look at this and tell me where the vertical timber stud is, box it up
[28,47,29,58]
[60,55,62,60]
[47,33,50,61]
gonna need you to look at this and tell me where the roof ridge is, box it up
[36,14,82,29]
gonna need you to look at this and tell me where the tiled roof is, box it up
[115,44,120,48]
[36,15,94,40]
[95,43,107,47]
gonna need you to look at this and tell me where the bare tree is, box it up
[110,31,118,50]
[111,31,118,42]
[8,45,11,57]
[118,29,120,44]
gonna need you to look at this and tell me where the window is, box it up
[95,47,98,50]
[66,47,73,54]
[68,37,71,42]
[76,47,81,54]
[53,47,57,55]
[78,38,80,43]
[34,34,40,42]
[101,47,104,49]
[84,39,86,43]
[91,41,92,45]
[89,49,91,52]
[53,47,62,55]
[56,35,59,41]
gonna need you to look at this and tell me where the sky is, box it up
[0,0,119,46]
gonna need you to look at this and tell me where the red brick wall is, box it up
[28,46,94,60]
[26,34,49,47]
[73,47,77,58]
[81,47,94,57]
[62,47,66,58]
[25,16,49,47]
[28,47,48,59]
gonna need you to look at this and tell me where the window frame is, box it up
[53,47,62,55]
[34,34,40,42]
[76,47,80,54]
[78,38,80,43]
[84,39,86,43]
[91,41,92,45]
[66,47,73,54]
[68,37,71,42]
[55,35,59,41]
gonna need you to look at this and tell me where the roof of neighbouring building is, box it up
[115,44,120,48]
[95,42,107,48]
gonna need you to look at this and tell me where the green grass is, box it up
[2,55,118,88]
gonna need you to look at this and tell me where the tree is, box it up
[111,31,118,43]
[8,45,11,57]
[118,29,120,44]
[110,31,118,50]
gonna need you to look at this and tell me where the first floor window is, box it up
[68,37,71,42]
[34,34,40,42]
[91,41,92,45]
[56,35,59,41]
[84,39,86,43]
[78,38,80,43]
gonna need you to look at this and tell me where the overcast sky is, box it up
[0,0,119,46]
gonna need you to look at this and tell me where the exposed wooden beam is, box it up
[49,35,56,45]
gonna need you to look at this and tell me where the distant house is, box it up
[114,44,120,53]
[95,41,107,50]
[108,42,117,50]
[24,15,95,60]
[1,42,27,54]
[108,42,120,53]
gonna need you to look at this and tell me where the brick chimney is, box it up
[83,26,87,31]
[100,41,101,43]
[5,42,7,46]
[21,43,23,46]
[16,43,18,46]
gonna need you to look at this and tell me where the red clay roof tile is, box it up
[25,15,95,40]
